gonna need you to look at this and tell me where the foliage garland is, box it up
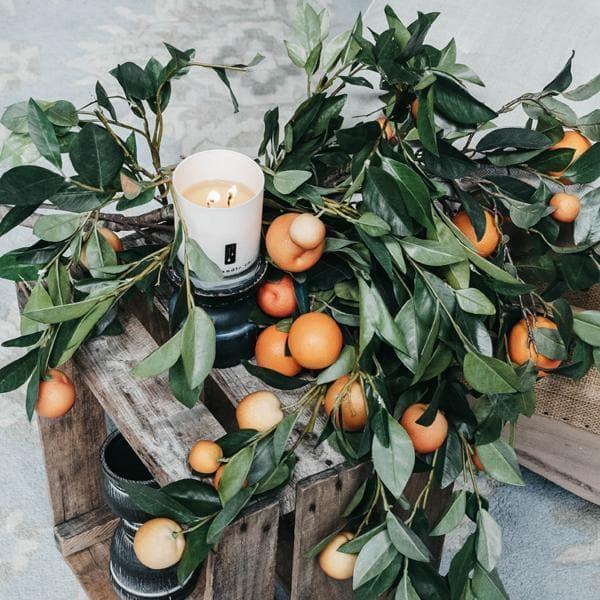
[2,4,600,598]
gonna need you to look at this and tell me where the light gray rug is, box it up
[1,1,599,598]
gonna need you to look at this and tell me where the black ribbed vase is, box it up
[100,431,198,599]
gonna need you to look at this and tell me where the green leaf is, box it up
[563,73,600,101]
[476,439,524,485]
[162,479,221,515]
[563,143,600,183]
[110,62,152,99]
[573,311,600,346]
[430,490,467,536]
[206,486,254,544]
[273,413,299,462]
[544,50,574,93]
[395,573,421,600]
[25,362,41,421]
[50,188,109,213]
[133,329,183,377]
[386,512,430,562]
[122,482,197,523]
[176,523,211,585]
[185,239,223,282]
[455,288,496,315]
[85,228,117,272]
[2,331,43,348]
[357,212,391,237]
[380,158,433,228]
[217,445,254,504]
[471,564,509,600]
[476,509,502,571]
[212,67,240,113]
[181,307,216,389]
[33,213,82,242]
[532,326,567,360]
[339,524,386,554]
[273,170,312,195]
[169,358,202,408]
[69,123,124,188]
[352,529,398,589]
[0,132,41,168]
[96,81,117,120]
[0,205,38,237]
[434,76,497,125]
[0,349,39,393]
[316,345,356,384]
[24,294,112,325]
[477,127,551,151]
[400,237,465,266]
[1,101,31,133]
[372,414,415,498]
[415,85,438,155]
[45,100,79,127]
[463,352,519,394]
[27,99,62,168]
[243,361,310,389]
[0,166,64,206]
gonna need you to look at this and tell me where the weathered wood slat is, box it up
[289,461,372,600]
[515,414,600,505]
[74,312,226,486]
[64,539,116,600]
[196,498,281,600]
[55,506,119,558]
[16,283,107,525]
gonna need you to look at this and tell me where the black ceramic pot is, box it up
[101,431,198,599]
[166,258,267,368]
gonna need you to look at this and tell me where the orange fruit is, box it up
[188,439,223,474]
[265,213,325,272]
[549,192,580,223]
[288,312,343,370]
[257,274,297,318]
[411,98,419,119]
[80,227,123,269]
[400,403,448,454]
[452,210,501,257]
[508,315,562,374]
[255,325,302,376]
[236,390,284,432]
[376,116,395,141]
[133,518,185,570]
[36,369,76,418]
[318,532,357,580]
[213,464,249,491]
[323,376,368,432]
[548,130,591,178]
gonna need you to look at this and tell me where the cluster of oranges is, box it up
[133,389,286,570]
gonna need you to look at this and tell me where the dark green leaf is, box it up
[27,99,61,168]
[434,76,497,125]
[543,50,574,92]
[33,213,82,242]
[476,509,502,571]
[0,205,38,237]
[185,239,224,282]
[176,523,211,585]
[181,307,216,389]
[162,479,221,515]
[0,349,39,393]
[476,439,524,485]
[563,143,600,183]
[0,166,64,206]
[69,123,124,188]
[430,490,466,536]
[372,414,414,498]
[133,329,183,377]
[110,62,152,99]
[243,360,310,389]
[352,529,398,589]
[477,127,551,151]
[206,486,254,544]
[122,482,197,523]
[386,512,430,561]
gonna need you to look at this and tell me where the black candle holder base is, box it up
[166,258,267,368]
[101,431,199,600]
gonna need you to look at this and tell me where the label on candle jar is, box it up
[182,179,254,208]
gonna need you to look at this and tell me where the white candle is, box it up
[172,149,265,289]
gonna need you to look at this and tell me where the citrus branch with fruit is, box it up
[2,3,600,598]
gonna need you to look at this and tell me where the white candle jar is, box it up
[172,149,265,290]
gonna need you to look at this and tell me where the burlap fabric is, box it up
[535,285,600,434]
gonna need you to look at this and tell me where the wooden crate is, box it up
[16,270,452,599]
